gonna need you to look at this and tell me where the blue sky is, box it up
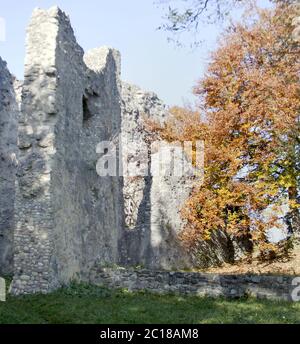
[0,0,272,106]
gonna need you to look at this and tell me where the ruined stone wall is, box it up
[0,5,255,295]
[12,7,123,294]
[0,58,18,276]
[90,267,296,301]
[120,83,193,270]
[81,47,124,272]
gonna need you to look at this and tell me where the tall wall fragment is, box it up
[0,57,18,276]
[120,83,193,269]
[12,7,123,294]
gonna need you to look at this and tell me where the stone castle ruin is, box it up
[0,7,197,294]
[1,6,299,299]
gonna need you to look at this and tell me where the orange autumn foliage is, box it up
[149,2,300,260]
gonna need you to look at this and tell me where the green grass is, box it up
[0,283,299,324]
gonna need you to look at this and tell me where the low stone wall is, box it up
[89,267,297,301]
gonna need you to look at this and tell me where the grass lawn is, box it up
[0,283,299,324]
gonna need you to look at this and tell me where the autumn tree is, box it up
[151,1,300,262]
